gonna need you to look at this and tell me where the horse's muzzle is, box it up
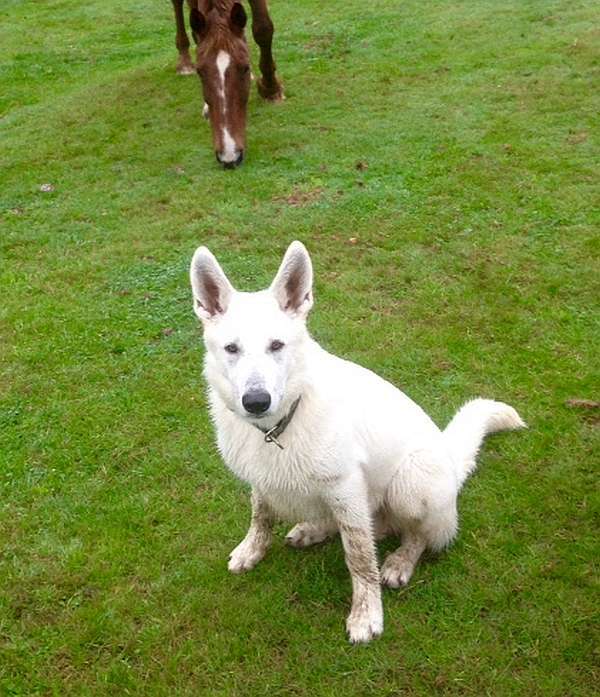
[216,150,244,169]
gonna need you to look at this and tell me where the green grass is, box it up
[1,0,598,694]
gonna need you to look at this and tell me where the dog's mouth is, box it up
[246,411,281,431]
[247,412,273,423]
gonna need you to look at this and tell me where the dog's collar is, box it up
[253,396,301,450]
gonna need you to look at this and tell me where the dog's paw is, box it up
[285,522,335,548]
[346,602,383,644]
[381,553,416,588]
[227,538,266,574]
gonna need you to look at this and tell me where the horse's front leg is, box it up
[171,0,195,75]
[248,0,284,101]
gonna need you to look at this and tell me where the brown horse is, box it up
[171,0,284,168]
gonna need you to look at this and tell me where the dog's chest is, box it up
[216,421,334,521]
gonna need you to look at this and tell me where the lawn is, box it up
[1,0,598,694]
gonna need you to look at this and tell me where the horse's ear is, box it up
[190,246,235,322]
[190,7,207,36]
[230,2,247,33]
[270,241,314,319]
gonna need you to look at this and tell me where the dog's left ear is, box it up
[270,241,313,318]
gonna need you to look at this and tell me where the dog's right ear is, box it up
[190,246,234,322]
[270,241,314,319]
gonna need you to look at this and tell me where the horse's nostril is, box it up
[242,390,271,415]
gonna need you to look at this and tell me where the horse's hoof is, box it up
[257,78,285,102]
[176,56,195,75]
[177,64,196,76]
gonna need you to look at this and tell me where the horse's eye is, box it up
[269,340,285,352]
[224,343,239,354]
[241,65,250,75]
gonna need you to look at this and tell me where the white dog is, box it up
[190,241,525,643]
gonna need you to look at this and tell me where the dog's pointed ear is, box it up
[270,241,314,318]
[190,246,234,322]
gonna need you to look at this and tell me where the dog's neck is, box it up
[250,396,302,450]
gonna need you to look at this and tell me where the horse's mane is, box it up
[199,0,236,16]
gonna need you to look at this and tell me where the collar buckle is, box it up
[264,428,284,450]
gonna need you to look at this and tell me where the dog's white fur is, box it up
[190,241,525,643]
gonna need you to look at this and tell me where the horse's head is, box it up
[191,1,251,169]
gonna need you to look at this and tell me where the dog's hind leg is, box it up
[380,528,427,588]
[373,508,395,540]
[380,502,456,588]
[285,520,338,548]
[381,456,458,588]
[380,505,457,587]
[228,490,274,574]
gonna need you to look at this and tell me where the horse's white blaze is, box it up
[221,127,238,163]
[215,50,238,161]
[216,50,230,79]
[216,50,230,111]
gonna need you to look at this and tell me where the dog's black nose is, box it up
[242,389,271,415]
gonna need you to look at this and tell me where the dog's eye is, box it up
[224,343,239,354]
[269,340,285,352]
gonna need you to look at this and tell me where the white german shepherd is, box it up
[190,241,524,643]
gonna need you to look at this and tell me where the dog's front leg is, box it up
[228,489,274,574]
[325,477,383,643]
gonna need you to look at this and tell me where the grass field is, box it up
[1,0,598,694]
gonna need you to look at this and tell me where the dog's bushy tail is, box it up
[443,398,525,488]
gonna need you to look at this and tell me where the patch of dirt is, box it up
[566,131,588,145]
[566,398,600,426]
[565,398,599,409]
[274,187,323,207]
